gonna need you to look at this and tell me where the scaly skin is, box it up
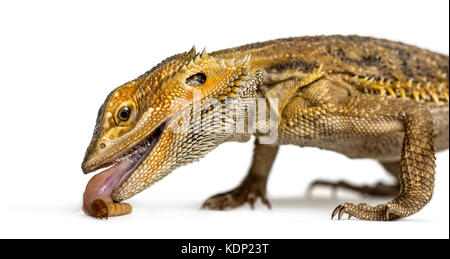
[82,35,449,221]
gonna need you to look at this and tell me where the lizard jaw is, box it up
[82,121,168,215]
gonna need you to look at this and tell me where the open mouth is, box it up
[82,121,167,215]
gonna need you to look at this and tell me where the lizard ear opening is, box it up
[185,72,206,86]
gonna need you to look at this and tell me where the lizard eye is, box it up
[185,73,206,87]
[118,106,131,121]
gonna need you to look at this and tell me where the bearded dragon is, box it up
[81,35,449,221]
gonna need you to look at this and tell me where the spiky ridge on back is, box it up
[348,75,449,104]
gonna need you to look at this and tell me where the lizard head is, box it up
[82,47,262,202]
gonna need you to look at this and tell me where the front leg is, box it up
[202,139,279,210]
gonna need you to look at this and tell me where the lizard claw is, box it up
[331,204,347,220]
[249,195,256,210]
[386,207,393,221]
[261,196,272,209]
[331,202,402,221]
[331,205,341,220]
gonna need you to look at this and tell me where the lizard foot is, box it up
[307,180,399,197]
[331,202,404,221]
[202,181,271,210]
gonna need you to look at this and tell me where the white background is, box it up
[0,0,448,239]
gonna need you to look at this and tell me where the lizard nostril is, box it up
[99,143,106,149]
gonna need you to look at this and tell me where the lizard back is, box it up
[212,35,449,105]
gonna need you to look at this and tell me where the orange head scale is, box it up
[82,47,264,202]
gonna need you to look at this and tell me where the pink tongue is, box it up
[82,159,135,216]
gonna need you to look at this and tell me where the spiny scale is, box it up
[349,75,449,103]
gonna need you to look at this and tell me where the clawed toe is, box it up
[331,202,397,221]
[331,204,352,220]
[260,195,272,209]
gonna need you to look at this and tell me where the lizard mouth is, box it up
[82,121,167,215]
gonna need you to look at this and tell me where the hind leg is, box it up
[307,161,400,197]
[332,100,436,221]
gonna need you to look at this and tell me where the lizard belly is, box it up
[278,133,404,161]
[277,104,449,161]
